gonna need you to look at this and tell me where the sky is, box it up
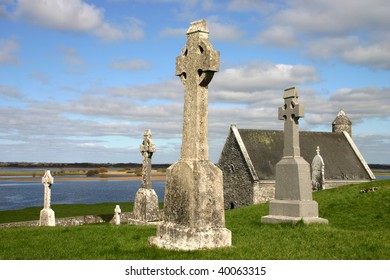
[0,0,389,165]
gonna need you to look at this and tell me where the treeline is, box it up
[0,162,171,169]
[369,164,390,170]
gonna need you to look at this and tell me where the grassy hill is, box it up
[0,180,389,260]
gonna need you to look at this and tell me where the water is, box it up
[0,180,165,211]
[376,175,390,180]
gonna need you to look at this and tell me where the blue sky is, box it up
[0,0,389,164]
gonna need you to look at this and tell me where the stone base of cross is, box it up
[261,157,328,224]
[148,159,231,250]
[39,208,55,226]
[130,188,160,224]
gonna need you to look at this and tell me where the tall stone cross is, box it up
[39,170,55,226]
[261,87,328,225]
[42,170,54,209]
[149,19,231,250]
[139,129,156,189]
[278,87,304,157]
[130,129,160,224]
[176,19,219,160]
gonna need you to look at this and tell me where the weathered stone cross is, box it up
[42,170,54,209]
[139,129,156,189]
[176,19,220,160]
[149,19,231,250]
[39,170,55,226]
[278,87,304,157]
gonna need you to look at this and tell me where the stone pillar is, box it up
[261,87,328,224]
[149,19,231,250]
[130,129,160,224]
[114,205,121,225]
[39,170,55,226]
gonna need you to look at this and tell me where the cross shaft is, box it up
[175,19,219,160]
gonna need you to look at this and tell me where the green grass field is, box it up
[1,180,389,260]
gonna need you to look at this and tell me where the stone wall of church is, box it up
[253,181,275,204]
[218,131,254,210]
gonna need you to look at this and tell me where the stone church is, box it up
[218,110,376,210]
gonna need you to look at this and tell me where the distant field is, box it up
[1,180,389,260]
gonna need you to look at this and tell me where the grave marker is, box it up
[261,87,328,224]
[39,170,55,226]
[130,129,160,224]
[149,19,231,250]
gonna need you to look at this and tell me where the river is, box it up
[0,180,165,211]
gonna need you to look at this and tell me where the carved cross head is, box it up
[176,19,220,87]
[42,170,54,187]
[140,129,156,154]
[278,86,304,123]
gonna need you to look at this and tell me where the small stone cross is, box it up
[42,170,54,209]
[278,87,304,157]
[139,129,156,189]
[176,19,220,160]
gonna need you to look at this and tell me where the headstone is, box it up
[39,170,55,226]
[261,87,328,224]
[311,146,325,191]
[114,205,121,225]
[149,19,231,250]
[130,129,160,224]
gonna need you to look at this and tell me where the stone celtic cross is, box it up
[42,170,54,209]
[139,129,156,189]
[278,87,304,157]
[176,19,220,160]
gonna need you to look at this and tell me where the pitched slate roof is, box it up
[234,127,374,181]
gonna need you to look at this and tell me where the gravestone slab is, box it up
[261,87,328,224]
[149,19,231,250]
[311,146,325,190]
[39,170,55,226]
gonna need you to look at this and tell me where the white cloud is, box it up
[159,27,187,38]
[59,47,85,66]
[272,0,390,35]
[329,87,390,119]
[207,19,245,41]
[253,0,390,69]
[0,85,24,98]
[213,62,320,94]
[110,59,151,71]
[30,71,50,85]
[0,37,19,64]
[17,0,102,32]
[227,0,277,14]
[255,26,297,48]
[16,0,144,42]
[341,40,390,70]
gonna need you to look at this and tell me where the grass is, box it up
[0,180,389,260]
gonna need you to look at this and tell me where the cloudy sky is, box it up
[0,0,389,164]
